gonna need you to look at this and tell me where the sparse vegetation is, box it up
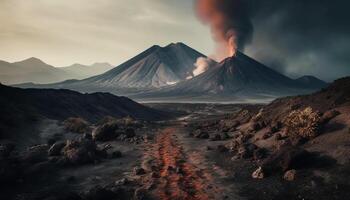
[283,107,321,139]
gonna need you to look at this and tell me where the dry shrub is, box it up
[63,117,90,134]
[283,107,321,139]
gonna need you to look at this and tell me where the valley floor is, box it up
[1,103,350,200]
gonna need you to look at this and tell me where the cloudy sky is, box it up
[1,0,349,81]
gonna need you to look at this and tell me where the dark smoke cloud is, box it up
[248,0,350,81]
[196,0,253,59]
[196,0,350,81]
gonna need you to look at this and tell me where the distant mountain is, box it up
[0,84,168,126]
[295,75,328,89]
[0,58,69,85]
[131,52,324,103]
[0,58,114,85]
[60,62,114,80]
[17,43,206,95]
[13,45,327,103]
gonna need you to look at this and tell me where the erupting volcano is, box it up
[195,0,253,60]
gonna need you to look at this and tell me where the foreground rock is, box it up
[63,117,90,134]
[63,139,106,165]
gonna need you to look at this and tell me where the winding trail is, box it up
[141,126,223,200]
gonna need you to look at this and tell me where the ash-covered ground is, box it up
[1,78,350,200]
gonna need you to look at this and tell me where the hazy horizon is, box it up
[1,0,350,81]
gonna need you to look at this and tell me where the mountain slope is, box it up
[0,58,69,84]
[295,75,328,89]
[0,84,168,124]
[132,52,323,103]
[60,62,114,80]
[17,43,206,95]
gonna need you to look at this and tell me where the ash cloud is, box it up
[196,0,350,80]
[195,0,253,60]
[247,0,350,81]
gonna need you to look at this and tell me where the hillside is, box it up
[132,52,324,103]
[0,84,168,136]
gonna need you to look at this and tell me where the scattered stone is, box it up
[284,169,297,181]
[193,129,209,139]
[63,139,102,165]
[92,122,119,141]
[252,167,265,179]
[275,133,283,141]
[321,110,340,123]
[115,178,128,186]
[48,142,65,156]
[133,166,146,175]
[231,155,240,161]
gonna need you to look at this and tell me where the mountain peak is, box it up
[19,57,46,65]
[295,75,328,89]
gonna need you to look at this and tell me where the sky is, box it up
[1,0,349,81]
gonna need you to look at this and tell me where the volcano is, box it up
[18,43,205,96]
[131,52,325,103]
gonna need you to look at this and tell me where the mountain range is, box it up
[130,52,328,103]
[0,58,114,85]
[10,43,327,103]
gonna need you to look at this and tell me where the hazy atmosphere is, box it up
[2,1,350,200]
[1,0,350,81]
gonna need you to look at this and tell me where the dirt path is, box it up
[140,126,226,200]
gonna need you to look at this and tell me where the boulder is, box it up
[62,139,101,165]
[48,142,65,156]
[133,166,146,175]
[92,122,119,141]
[252,167,265,179]
[283,169,297,181]
[193,129,209,139]
[237,144,257,159]
[321,110,340,124]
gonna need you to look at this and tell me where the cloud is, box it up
[244,0,350,81]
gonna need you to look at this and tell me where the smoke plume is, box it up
[193,57,215,77]
[195,0,253,60]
